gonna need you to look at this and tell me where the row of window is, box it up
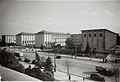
[22,41,35,43]
[84,33,102,37]
[45,41,65,44]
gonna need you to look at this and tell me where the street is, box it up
[9,48,118,82]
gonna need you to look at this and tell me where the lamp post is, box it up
[54,38,57,72]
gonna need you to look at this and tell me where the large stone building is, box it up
[16,32,35,47]
[81,29,118,52]
[35,30,71,47]
[2,35,16,45]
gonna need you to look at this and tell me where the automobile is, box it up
[96,66,115,76]
[90,73,105,81]
[14,51,23,57]
[56,56,61,59]
[104,54,120,63]
[96,66,106,73]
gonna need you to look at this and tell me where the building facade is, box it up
[2,35,16,44]
[35,30,71,47]
[16,32,35,47]
[70,34,82,46]
[81,29,118,52]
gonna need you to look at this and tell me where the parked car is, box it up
[96,66,115,76]
[104,54,117,63]
[56,56,61,59]
[14,51,23,57]
[90,73,105,81]
[96,66,106,73]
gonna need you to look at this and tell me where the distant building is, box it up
[16,32,35,47]
[2,35,16,45]
[35,30,71,47]
[81,29,118,52]
[70,34,82,46]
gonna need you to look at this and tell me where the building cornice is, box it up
[81,29,118,35]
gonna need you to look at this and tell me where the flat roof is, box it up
[16,32,35,35]
[81,29,118,35]
[2,35,15,36]
[37,30,71,35]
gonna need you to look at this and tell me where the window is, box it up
[84,34,86,37]
[100,33,102,37]
[89,34,91,37]
[94,33,96,37]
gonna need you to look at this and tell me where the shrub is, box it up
[24,58,31,63]
[0,50,25,73]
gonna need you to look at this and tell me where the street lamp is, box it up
[54,38,57,72]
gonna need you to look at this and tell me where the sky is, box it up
[0,0,120,38]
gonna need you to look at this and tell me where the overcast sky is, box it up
[0,0,120,38]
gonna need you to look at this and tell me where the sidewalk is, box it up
[54,71,96,82]
[20,62,95,81]
[60,54,103,62]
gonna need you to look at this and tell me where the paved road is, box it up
[21,51,118,82]
[22,52,96,76]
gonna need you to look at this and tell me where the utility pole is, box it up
[54,38,57,72]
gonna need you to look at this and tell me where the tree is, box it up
[35,52,40,61]
[25,65,32,75]
[30,66,43,79]
[65,38,74,49]
[29,56,54,81]
[40,44,44,50]
[85,42,91,56]
[44,57,54,72]
[42,70,54,81]
[0,49,25,73]
[0,40,6,46]
[43,57,54,81]
[34,52,43,69]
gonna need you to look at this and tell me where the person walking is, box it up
[68,74,71,80]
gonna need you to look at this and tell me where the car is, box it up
[56,56,61,59]
[14,51,23,57]
[96,66,115,76]
[90,73,105,81]
[96,66,106,73]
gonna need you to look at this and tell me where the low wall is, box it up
[0,65,42,81]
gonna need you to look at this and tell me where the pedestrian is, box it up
[54,67,56,72]
[68,75,71,80]
[83,77,85,81]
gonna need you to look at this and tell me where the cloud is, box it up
[103,10,114,16]
[82,10,89,15]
